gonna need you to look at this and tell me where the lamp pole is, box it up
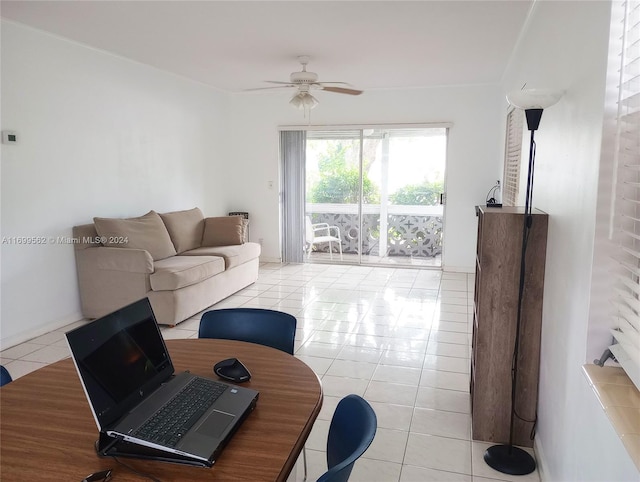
[483,106,545,476]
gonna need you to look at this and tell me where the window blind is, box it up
[280,130,307,263]
[609,0,640,390]
[502,107,523,206]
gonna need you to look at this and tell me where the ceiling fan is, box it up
[246,56,363,110]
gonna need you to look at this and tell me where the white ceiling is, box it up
[1,1,533,93]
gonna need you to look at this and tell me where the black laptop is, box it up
[66,298,259,467]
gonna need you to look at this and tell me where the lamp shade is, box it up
[506,89,563,110]
[290,92,318,110]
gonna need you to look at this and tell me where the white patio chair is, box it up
[305,216,343,260]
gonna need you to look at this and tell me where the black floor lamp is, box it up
[483,88,563,476]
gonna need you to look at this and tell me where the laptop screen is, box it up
[66,298,174,430]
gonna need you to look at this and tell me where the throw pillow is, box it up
[159,207,205,253]
[94,210,177,261]
[202,216,245,247]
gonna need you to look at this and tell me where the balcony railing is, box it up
[307,203,443,258]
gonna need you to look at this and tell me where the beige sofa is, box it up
[72,208,260,326]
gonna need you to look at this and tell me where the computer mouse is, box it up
[213,358,251,383]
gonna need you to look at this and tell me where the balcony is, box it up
[306,203,443,267]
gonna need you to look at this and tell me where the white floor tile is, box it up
[415,387,471,414]
[430,331,470,345]
[436,311,471,323]
[28,331,67,346]
[296,341,344,359]
[380,349,426,368]
[434,321,470,334]
[365,381,418,406]
[336,345,384,363]
[317,395,342,421]
[363,427,409,463]
[350,458,402,482]
[423,354,471,374]
[420,369,470,392]
[326,359,378,379]
[161,328,197,340]
[427,341,470,359]
[295,355,333,376]
[404,433,472,474]
[410,407,471,440]
[400,465,472,482]
[369,401,414,431]
[305,419,331,451]
[20,345,69,363]
[3,359,48,379]
[372,365,422,386]
[321,375,369,397]
[0,343,43,359]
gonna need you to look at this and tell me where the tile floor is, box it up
[0,263,540,482]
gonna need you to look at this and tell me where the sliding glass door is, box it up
[304,126,447,267]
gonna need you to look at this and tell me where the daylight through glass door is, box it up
[305,127,447,267]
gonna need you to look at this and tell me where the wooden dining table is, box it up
[0,338,323,481]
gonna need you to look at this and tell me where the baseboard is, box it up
[534,436,549,482]
[0,310,84,350]
[442,265,475,273]
[259,256,283,264]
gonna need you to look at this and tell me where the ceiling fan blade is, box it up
[321,86,363,96]
[243,86,294,92]
[264,81,295,85]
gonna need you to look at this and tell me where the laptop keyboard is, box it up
[134,377,228,448]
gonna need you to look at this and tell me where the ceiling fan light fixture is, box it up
[290,92,318,110]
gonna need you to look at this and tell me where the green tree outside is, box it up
[307,141,380,203]
[389,180,444,206]
[307,140,443,206]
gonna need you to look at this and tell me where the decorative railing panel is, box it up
[308,208,442,258]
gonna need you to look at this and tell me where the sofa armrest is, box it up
[74,246,155,319]
[81,247,154,273]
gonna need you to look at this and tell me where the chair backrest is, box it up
[0,365,13,387]
[305,216,314,243]
[317,394,377,482]
[198,308,297,355]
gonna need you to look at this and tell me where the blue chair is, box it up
[317,394,377,482]
[198,308,296,354]
[199,308,304,474]
[1,365,13,387]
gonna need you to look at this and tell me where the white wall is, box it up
[0,21,230,347]
[227,85,504,270]
[502,1,638,480]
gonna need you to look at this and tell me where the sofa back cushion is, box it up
[202,216,245,247]
[159,207,205,254]
[94,210,177,261]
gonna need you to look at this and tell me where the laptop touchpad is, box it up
[196,410,235,439]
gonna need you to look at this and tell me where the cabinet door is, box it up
[471,207,547,447]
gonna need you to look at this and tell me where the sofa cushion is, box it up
[94,211,176,261]
[151,256,225,291]
[202,216,245,247]
[182,242,261,269]
[159,207,205,254]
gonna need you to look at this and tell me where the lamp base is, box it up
[484,444,536,475]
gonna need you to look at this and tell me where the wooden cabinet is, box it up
[471,206,548,448]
